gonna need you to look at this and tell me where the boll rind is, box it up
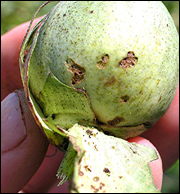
[20,1,179,145]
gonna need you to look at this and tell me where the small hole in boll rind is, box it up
[52,114,56,119]
[103,168,111,176]
[101,54,110,63]
[93,176,99,182]
[97,54,110,69]
[65,57,86,85]
[79,171,84,176]
[71,80,76,85]
[120,95,129,103]
[119,51,138,70]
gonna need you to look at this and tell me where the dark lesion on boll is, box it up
[119,51,138,70]
[120,95,129,103]
[107,116,125,126]
[65,57,86,86]
[97,54,110,69]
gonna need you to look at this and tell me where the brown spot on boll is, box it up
[119,51,138,70]
[104,76,116,87]
[107,116,125,126]
[120,95,129,103]
[103,167,110,173]
[79,171,84,176]
[97,54,110,69]
[84,165,92,172]
[93,176,99,182]
[65,57,86,85]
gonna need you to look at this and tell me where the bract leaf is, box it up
[59,124,160,193]
[36,72,95,129]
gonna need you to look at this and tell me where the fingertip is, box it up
[141,84,179,171]
[1,90,49,193]
[21,144,66,193]
[128,136,163,191]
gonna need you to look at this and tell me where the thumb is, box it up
[1,90,49,193]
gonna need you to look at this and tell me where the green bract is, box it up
[57,124,160,193]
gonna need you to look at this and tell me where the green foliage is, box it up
[162,1,179,32]
[162,159,179,193]
[1,1,57,35]
[1,1,179,35]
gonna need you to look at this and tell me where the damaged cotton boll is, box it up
[20,1,179,142]
[19,2,178,192]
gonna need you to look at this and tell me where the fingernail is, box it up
[1,92,27,153]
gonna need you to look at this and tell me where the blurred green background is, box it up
[1,1,179,193]
[1,1,58,35]
[1,1,179,35]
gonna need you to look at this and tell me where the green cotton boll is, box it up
[20,1,179,144]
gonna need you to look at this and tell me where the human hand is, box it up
[1,18,69,193]
[1,17,178,193]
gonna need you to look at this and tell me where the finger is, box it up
[47,179,70,193]
[128,136,163,192]
[21,144,69,193]
[1,90,49,193]
[141,85,179,171]
[1,17,43,101]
